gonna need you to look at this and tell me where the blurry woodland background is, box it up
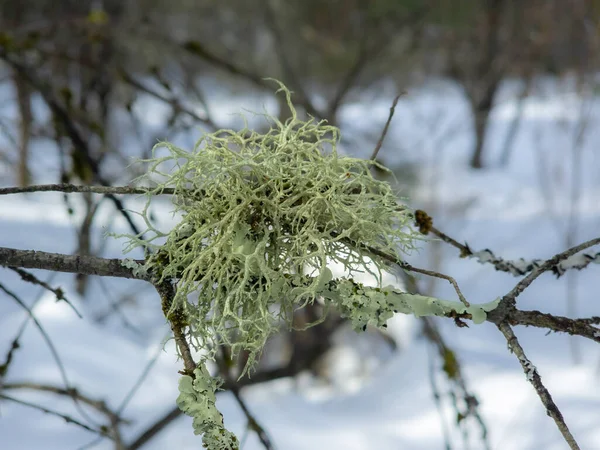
[1,1,599,449]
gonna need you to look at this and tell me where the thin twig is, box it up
[119,71,217,130]
[500,237,600,309]
[0,393,111,438]
[414,210,600,278]
[421,316,490,449]
[0,272,57,380]
[218,347,274,450]
[8,267,82,318]
[0,282,102,429]
[423,322,454,450]
[496,322,580,450]
[369,93,404,161]
[75,341,166,450]
[328,229,471,307]
[230,387,274,450]
[2,382,128,426]
[398,260,470,307]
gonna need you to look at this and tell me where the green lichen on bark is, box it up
[177,363,238,449]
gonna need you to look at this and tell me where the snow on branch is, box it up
[415,209,600,277]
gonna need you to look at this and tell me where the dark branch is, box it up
[502,309,600,344]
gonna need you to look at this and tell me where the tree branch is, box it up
[500,237,600,310]
[8,266,82,318]
[0,393,112,439]
[0,183,173,196]
[414,210,600,278]
[0,247,147,280]
[369,93,404,161]
[154,280,196,374]
[496,322,580,450]
[502,309,600,344]
[2,381,129,426]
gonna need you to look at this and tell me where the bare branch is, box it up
[497,322,580,450]
[118,70,218,130]
[126,406,183,450]
[398,260,470,308]
[217,347,274,450]
[0,393,111,438]
[348,238,470,308]
[501,237,600,309]
[8,267,82,318]
[0,247,147,280]
[369,93,404,161]
[504,309,600,344]
[415,210,600,278]
[421,317,490,449]
[230,387,274,450]
[2,382,129,426]
[0,282,102,430]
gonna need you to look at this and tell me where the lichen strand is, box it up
[123,81,419,373]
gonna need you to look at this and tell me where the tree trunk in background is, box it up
[15,74,32,186]
[468,0,504,169]
[469,78,499,169]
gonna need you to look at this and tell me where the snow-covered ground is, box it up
[1,77,599,449]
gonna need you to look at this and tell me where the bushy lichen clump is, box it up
[124,82,419,371]
[118,82,499,446]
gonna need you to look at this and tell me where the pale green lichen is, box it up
[177,363,238,449]
[120,258,148,278]
[321,278,501,330]
[116,81,498,448]
[121,81,420,372]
